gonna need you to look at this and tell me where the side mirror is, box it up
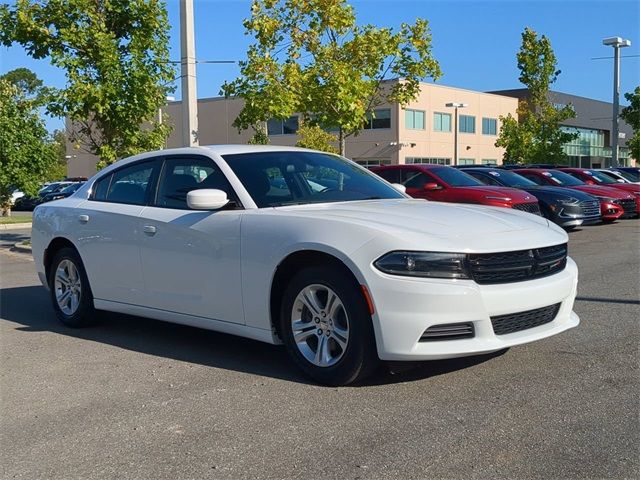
[424,182,442,191]
[584,179,596,185]
[391,183,406,194]
[187,189,229,210]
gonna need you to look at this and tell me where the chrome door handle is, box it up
[78,214,89,223]
[143,225,157,235]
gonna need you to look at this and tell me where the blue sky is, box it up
[1,0,638,132]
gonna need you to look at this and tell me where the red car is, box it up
[514,169,637,221]
[372,164,541,214]
[558,168,640,213]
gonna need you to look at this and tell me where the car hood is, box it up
[599,183,640,194]
[522,186,596,201]
[451,185,536,202]
[569,185,635,199]
[272,198,562,247]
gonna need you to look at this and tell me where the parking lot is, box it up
[1,221,638,479]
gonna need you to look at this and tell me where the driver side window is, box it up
[156,157,238,209]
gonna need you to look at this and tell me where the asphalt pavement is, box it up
[0,222,638,479]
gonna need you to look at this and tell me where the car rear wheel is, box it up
[49,247,96,327]
[280,265,378,386]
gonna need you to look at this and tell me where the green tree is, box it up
[0,79,58,216]
[222,0,441,156]
[296,121,338,153]
[0,0,175,170]
[496,27,577,164]
[620,86,640,162]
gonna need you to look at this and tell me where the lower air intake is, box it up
[420,322,475,341]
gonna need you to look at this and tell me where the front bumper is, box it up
[366,257,579,361]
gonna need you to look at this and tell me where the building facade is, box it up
[491,89,636,167]
[66,82,518,178]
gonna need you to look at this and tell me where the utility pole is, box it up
[180,0,198,147]
[602,37,631,167]
[445,102,468,166]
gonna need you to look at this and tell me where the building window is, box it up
[482,117,497,135]
[481,158,498,166]
[406,157,451,165]
[364,109,391,129]
[459,115,476,134]
[356,159,391,169]
[267,115,299,135]
[458,158,475,165]
[433,112,451,132]
[404,109,425,130]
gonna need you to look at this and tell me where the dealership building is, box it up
[66,81,636,178]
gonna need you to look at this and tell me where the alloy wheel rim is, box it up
[54,259,82,315]
[291,284,349,367]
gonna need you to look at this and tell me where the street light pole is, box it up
[445,102,468,166]
[180,0,198,147]
[602,36,631,167]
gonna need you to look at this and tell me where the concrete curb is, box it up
[12,242,32,253]
[0,223,32,230]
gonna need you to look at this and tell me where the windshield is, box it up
[431,167,484,187]
[39,183,61,194]
[59,183,83,194]
[582,170,618,184]
[543,171,585,186]
[484,170,538,187]
[610,170,639,182]
[223,151,405,207]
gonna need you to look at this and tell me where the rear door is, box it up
[137,155,245,324]
[77,159,160,305]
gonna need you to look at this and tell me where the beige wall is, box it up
[397,84,517,165]
[67,82,518,177]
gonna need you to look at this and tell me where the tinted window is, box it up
[223,151,404,207]
[430,167,484,187]
[156,157,238,209]
[466,171,502,186]
[582,170,616,184]
[519,173,545,185]
[403,171,430,189]
[376,169,401,184]
[92,176,111,201]
[106,161,155,205]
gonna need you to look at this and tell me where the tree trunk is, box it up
[338,128,346,157]
[1,203,11,217]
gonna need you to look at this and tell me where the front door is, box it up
[138,155,245,324]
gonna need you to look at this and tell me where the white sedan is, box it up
[32,146,579,385]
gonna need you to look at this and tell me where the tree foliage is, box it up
[222,0,441,155]
[496,27,577,164]
[0,0,175,169]
[0,78,58,216]
[295,121,338,153]
[620,86,640,162]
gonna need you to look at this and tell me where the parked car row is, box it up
[13,180,86,211]
[370,164,638,230]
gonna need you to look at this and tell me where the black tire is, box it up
[48,247,96,327]
[279,265,379,386]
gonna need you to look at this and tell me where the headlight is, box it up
[374,251,470,279]
[594,196,615,203]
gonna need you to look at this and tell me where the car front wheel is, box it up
[280,265,378,386]
[49,247,96,327]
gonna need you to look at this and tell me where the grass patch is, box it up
[0,214,32,225]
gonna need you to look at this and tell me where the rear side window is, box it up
[156,156,238,209]
[92,176,111,201]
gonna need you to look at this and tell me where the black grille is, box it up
[614,198,637,215]
[468,244,567,285]
[420,322,474,341]
[491,303,561,335]
[578,200,600,217]
[513,202,542,216]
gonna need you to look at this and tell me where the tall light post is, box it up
[180,0,198,147]
[445,102,468,166]
[602,36,631,167]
